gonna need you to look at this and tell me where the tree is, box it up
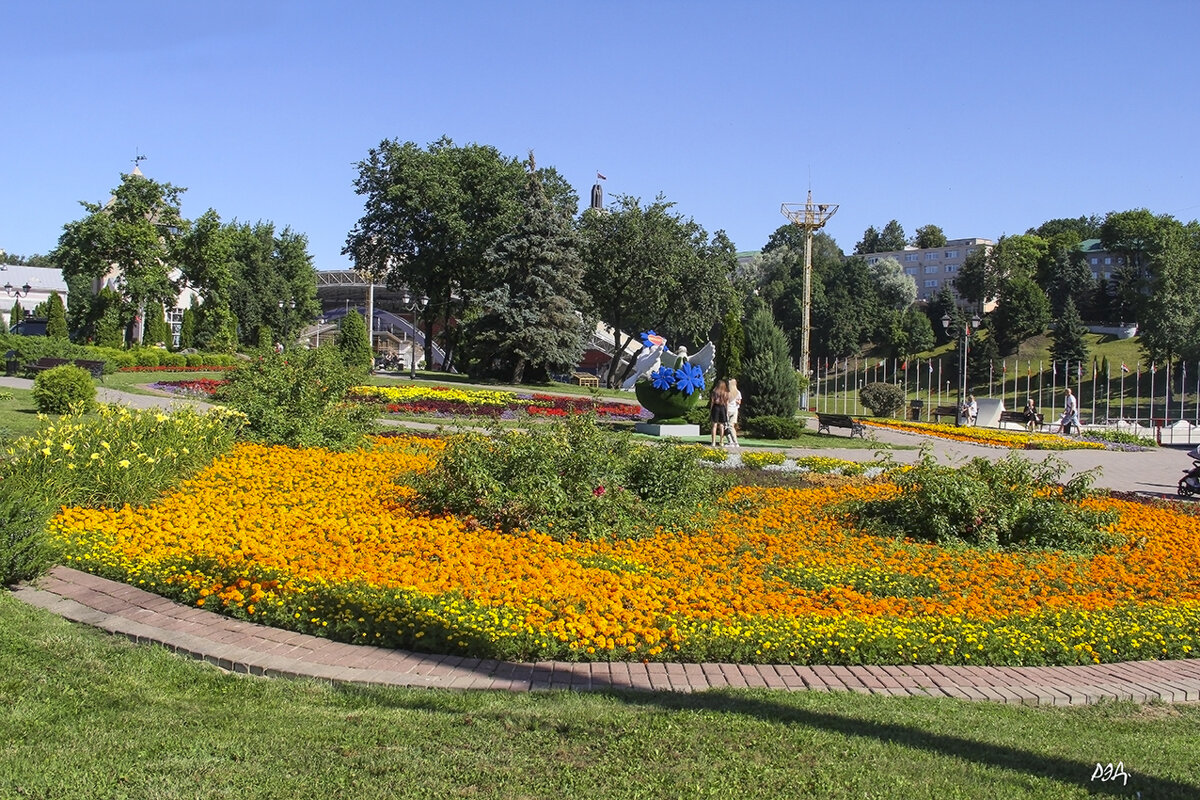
[853,225,881,255]
[925,286,958,344]
[464,155,589,383]
[739,308,799,419]
[713,306,745,381]
[45,292,68,340]
[227,222,318,348]
[336,309,373,373]
[8,298,24,331]
[143,301,171,347]
[954,234,1047,307]
[1043,241,1095,317]
[868,256,917,310]
[1050,296,1090,366]
[1027,216,1102,241]
[912,225,947,249]
[91,287,126,348]
[578,194,731,386]
[884,307,935,360]
[811,253,878,359]
[992,276,1050,354]
[179,306,197,350]
[344,136,576,372]
[1100,208,1161,322]
[1135,219,1200,363]
[51,171,186,345]
[879,220,907,251]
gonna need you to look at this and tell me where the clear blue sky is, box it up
[3,0,1198,271]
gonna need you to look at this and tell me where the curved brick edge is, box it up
[11,566,1200,704]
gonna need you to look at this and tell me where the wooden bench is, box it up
[815,412,866,439]
[27,357,106,379]
[571,371,599,388]
[930,405,961,423]
[998,410,1044,430]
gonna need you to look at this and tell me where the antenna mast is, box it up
[780,190,838,406]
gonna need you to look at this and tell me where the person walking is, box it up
[1060,387,1080,435]
[710,380,730,447]
[724,378,742,447]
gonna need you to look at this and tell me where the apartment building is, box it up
[861,237,995,303]
[1077,239,1123,281]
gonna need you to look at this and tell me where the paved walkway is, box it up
[12,567,1200,705]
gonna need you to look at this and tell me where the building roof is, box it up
[0,264,68,293]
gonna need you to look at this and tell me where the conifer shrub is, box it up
[739,309,799,419]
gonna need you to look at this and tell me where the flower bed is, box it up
[150,378,228,398]
[120,365,238,372]
[863,419,1108,450]
[49,438,1200,666]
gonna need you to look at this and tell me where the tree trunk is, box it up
[511,357,526,385]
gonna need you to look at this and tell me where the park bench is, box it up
[998,410,1044,431]
[930,404,961,423]
[815,412,866,439]
[571,372,599,388]
[27,357,106,379]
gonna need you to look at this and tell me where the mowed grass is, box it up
[2,594,1197,800]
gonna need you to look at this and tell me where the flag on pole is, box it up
[900,360,908,370]
[929,361,934,374]
[1121,363,1130,373]
[1052,361,1057,376]
[596,172,607,180]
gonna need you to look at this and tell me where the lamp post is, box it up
[400,291,429,380]
[277,299,296,344]
[3,283,31,298]
[314,317,326,347]
[942,311,981,426]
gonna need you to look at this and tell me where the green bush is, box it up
[185,353,205,367]
[160,351,187,368]
[744,415,805,440]
[215,346,376,450]
[844,451,1119,554]
[0,486,54,585]
[31,365,96,415]
[859,382,905,418]
[410,415,730,542]
[337,312,373,373]
[134,347,162,367]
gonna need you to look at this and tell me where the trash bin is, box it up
[4,350,16,377]
[909,399,924,421]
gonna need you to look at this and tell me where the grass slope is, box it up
[2,594,1197,799]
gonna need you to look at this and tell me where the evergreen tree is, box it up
[967,319,1000,393]
[465,154,589,384]
[739,308,799,419]
[0,307,7,333]
[714,306,745,381]
[92,288,126,348]
[144,301,172,347]
[179,307,198,349]
[9,298,23,331]
[45,292,69,340]
[337,310,373,373]
[196,297,238,353]
[1050,296,1090,367]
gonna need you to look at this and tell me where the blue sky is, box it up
[3,0,1198,271]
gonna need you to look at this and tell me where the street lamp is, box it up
[400,291,429,380]
[3,283,31,297]
[314,317,326,347]
[942,311,981,426]
[278,299,296,344]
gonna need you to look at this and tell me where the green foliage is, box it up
[92,287,127,348]
[845,451,1119,554]
[740,308,799,419]
[179,306,197,349]
[2,405,245,510]
[0,485,54,585]
[858,382,905,417]
[714,307,745,381]
[8,299,23,331]
[0,333,113,374]
[31,365,96,415]
[768,563,940,599]
[336,311,373,373]
[743,415,804,439]
[143,301,171,347]
[911,225,947,250]
[993,275,1051,354]
[45,292,69,340]
[215,346,375,450]
[411,415,729,542]
[1050,296,1090,366]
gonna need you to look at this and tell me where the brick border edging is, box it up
[12,566,1200,704]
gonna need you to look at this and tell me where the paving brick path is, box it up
[13,566,1200,705]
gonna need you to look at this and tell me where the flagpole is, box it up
[1038,360,1043,415]
[1149,363,1155,428]
[1135,362,1141,426]
[1091,360,1097,425]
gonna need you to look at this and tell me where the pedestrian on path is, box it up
[709,380,729,447]
[724,378,741,447]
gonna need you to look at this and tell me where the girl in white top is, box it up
[725,378,742,447]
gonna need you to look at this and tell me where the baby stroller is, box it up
[1180,446,1200,497]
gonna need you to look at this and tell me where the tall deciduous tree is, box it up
[714,306,745,381]
[227,222,318,348]
[992,276,1050,354]
[912,225,947,249]
[578,194,731,386]
[868,256,917,310]
[52,171,186,345]
[1136,219,1200,363]
[465,155,589,384]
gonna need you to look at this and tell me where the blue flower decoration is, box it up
[650,366,676,390]
[673,363,705,395]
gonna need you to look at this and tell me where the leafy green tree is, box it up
[967,319,1000,391]
[46,293,69,339]
[1027,216,1102,241]
[1136,219,1200,363]
[143,301,171,346]
[992,276,1051,354]
[912,225,947,249]
[465,156,589,383]
[885,307,936,360]
[811,253,878,359]
[1050,296,1090,366]
[868,256,917,310]
[1100,208,1160,320]
[1043,242,1095,317]
[739,308,799,419]
[925,286,959,344]
[853,225,882,255]
[195,298,238,353]
[578,194,731,386]
[227,222,318,348]
[879,220,907,251]
[336,309,373,373]
[51,171,186,345]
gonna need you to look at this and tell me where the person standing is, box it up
[1060,387,1079,435]
[710,380,730,447]
[725,378,742,447]
[965,394,978,426]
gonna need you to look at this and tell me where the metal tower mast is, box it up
[781,191,838,406]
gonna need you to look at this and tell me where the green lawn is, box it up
[2,594,1196,799]
[0,387,44,440]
